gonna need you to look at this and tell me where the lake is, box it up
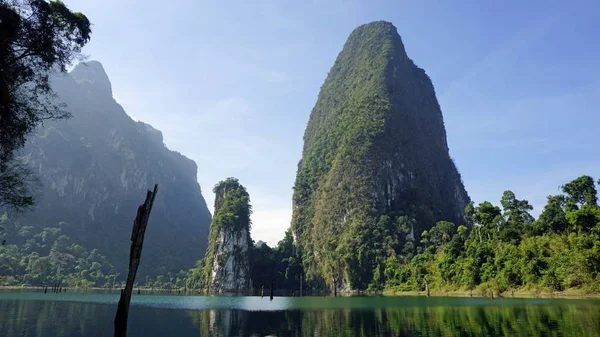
[1,291,599,336]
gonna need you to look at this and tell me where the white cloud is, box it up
[245,185,293,247]
[251,208,292,247]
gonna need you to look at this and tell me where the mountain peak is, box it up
[69,61,112,97]
[346,20,407,60]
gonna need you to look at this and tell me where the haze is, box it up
[65,0,600,246]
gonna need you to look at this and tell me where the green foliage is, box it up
[248,232,304,292]
[384,175,600,293]
[184,259,206,290]
[0,221,115,287]
[533,195,567,234]
[0,0,91,210]
[562,175,597,207]
[139,270,188,289]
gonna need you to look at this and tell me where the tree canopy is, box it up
[384,175,600,294]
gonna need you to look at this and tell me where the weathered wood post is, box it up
[261,286,264,298]
[114,184,158,337]
[424,279,430,297]
[269,283,273,300]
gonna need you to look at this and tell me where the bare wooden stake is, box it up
[114,184,158,337]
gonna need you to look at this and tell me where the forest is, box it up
[2,174,599,295]
[184,174,600,294]
[0,218,117,288]
[2,174,599,294]
[383,175,600,294]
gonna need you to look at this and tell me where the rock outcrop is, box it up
[203,178,252,292]
[19,61,212,277]
[290,21,470,291]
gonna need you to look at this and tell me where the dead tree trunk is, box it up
[114,185,158,337]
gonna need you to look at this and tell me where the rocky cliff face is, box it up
[203,178,252,292]
[291,21,470,291]
[19,61,212,277]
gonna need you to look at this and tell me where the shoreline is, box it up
[2,286,599,300]
[0,286,195,293]
[383,288,600,299]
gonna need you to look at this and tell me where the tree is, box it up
[499,190,534,242]
[475,202,502,228]
[429,221,455,246]
[0,0,91,210]
[562,176,597,207]
[533,195,567,234]
[457,225,468,239]
[420,230,430,250]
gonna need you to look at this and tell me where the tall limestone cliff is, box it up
[19,61,212,277]
[291,21,470,291]
[203,178,252,292]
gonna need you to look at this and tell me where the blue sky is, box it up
[66,0,600,246]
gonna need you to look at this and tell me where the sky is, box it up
[65,0,600,246]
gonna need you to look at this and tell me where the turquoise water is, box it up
[1,291,599,336]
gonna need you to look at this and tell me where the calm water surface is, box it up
[1,291,599,336]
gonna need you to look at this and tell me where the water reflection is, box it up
[187,304,600,337]
[1,296,599,337]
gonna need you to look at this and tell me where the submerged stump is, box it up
[114,184,158,337]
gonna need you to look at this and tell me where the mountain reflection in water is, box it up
[0,293,599,337]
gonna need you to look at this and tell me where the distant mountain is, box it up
[290,21,470,291]
[18,61,211,277]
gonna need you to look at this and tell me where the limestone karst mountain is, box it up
[202,178,252,292]
[290,21,470,291]
[18,61,212,277]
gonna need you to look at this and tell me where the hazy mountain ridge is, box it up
[18,61,211,277]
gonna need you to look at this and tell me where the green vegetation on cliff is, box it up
[384,175,600,293]
[291,21,469,291]
[201,178,253,291]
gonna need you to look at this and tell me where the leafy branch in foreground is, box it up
[0,0,91,210]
